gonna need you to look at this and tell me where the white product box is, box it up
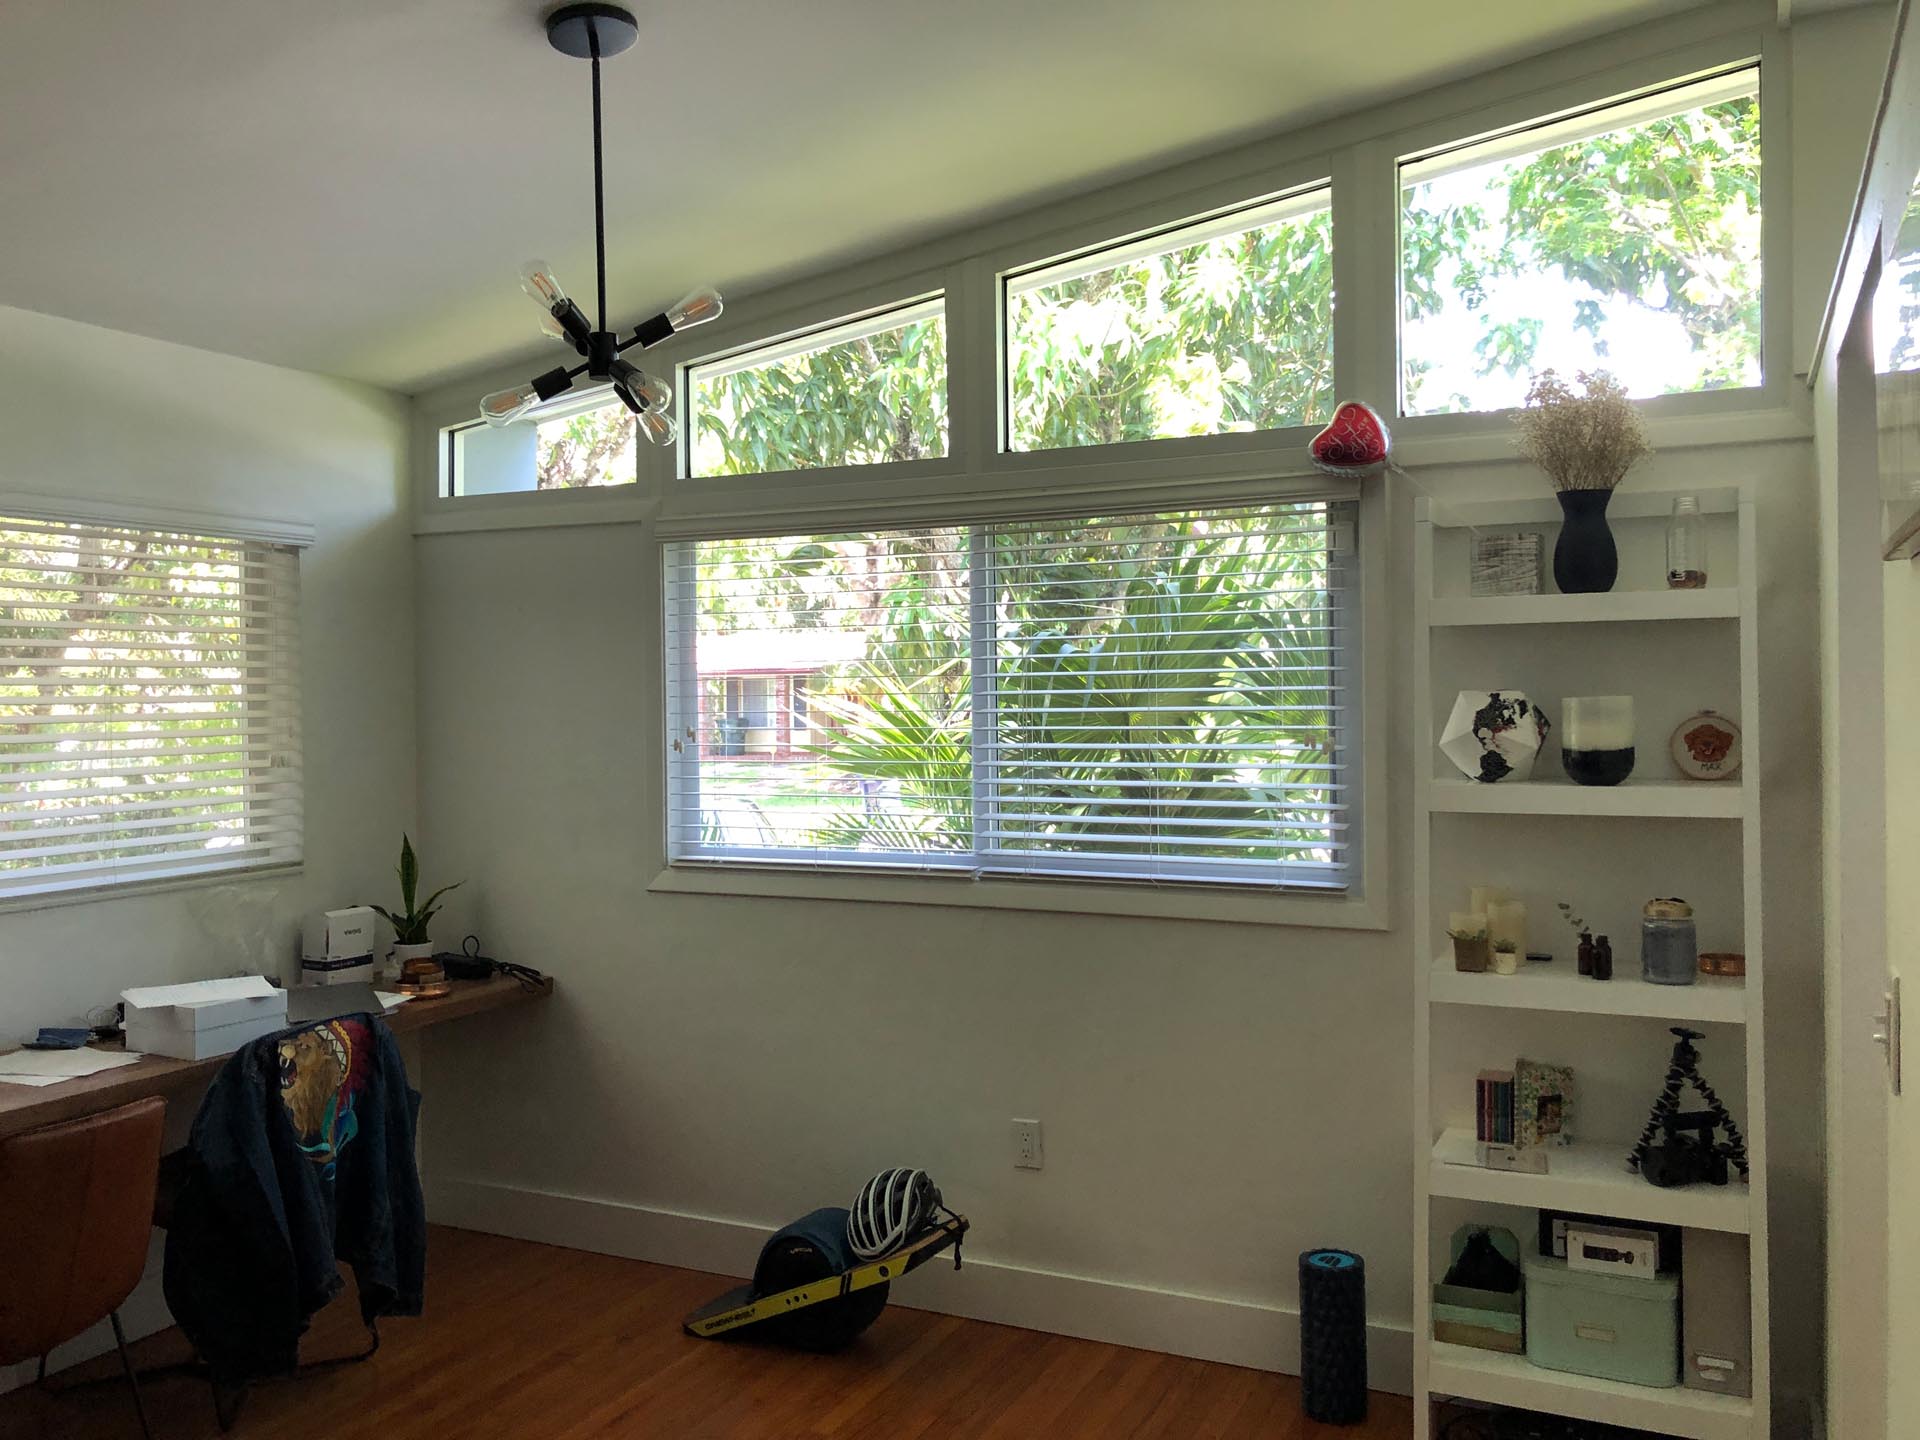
[303,906,379,985]
[1565,1223,1662,1277]
[303,907,378,965]
[299,957,375,987]
[121,976,289,1061]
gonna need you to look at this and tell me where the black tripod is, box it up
[1628,1027,1749,1184]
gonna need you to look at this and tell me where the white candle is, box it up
[1563,695,1635,752]
[1488,899,1527,954]
[1470,885,1510,916]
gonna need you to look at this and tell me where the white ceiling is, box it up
[0,0,1704,394]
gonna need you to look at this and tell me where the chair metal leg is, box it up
[108,1312,153,1440]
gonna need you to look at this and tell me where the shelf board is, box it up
[1428,1128,1750,1232]
[1427,1342,1753,1440]
[1423,487,1742,529]
[1428,778,1743,819]
[1428,961,1747,1024]
[1430,589,1739,627]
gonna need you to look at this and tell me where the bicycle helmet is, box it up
[847,1168,943,1260]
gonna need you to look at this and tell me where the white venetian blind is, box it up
[0,515,303,898]
[665,498,1357,890]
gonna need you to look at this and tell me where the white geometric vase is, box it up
[1439,690,1550,783]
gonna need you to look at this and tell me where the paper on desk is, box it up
[122,975,278,1010]
[373,991,413,1014]
[0,1047,148,1086]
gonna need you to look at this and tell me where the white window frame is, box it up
[0,493,313,911]
[441,383,642,498]
[680,294,951,482]
[1387,50,1785,431]
[1001,184,1336,455]
[663,497,1362,896]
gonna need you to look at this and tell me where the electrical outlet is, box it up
[1011,1118,1044,1170]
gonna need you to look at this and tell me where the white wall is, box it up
[0,304,414,1384]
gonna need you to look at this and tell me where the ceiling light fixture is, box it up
[479,3,723,437]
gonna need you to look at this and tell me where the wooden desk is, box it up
[0,974,553,1141]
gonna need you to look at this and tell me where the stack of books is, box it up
[1476,1070,1516,1144]
[1469,1057,1574,1174]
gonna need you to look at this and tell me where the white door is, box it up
[1886,555,1919,1431]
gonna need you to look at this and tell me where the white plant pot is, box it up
[386,940,435,982]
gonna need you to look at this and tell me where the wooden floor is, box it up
[0,1226,1413,1440]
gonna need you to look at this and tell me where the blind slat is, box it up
[0,514,302,895]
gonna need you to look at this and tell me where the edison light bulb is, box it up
[479,383,539,427]
[610,359,671,412]
[519,259,568,311]
[667,285,723,330]
[638,409,677,447]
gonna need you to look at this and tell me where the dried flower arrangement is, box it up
[1512,370,1653,492]
[1557,901,1591,939]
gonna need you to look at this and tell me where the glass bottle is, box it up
[1593,934,1614,981]
[1667,495,1707,589]
[1577,933,1596,977]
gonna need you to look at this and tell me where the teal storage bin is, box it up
[1523,1255,1678,1387]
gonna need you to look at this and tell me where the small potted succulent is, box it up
[1449,916,1492,973]
[371,835,462,981]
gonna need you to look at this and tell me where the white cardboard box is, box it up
[299,957,375,987]
[121,976,289,1061]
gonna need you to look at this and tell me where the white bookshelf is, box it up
[1412,486,1770,1439]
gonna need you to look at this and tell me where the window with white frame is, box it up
[665,498,1357,890]
[445,386,641,496]
[0,515,303,898]
[1004,188,1335,451]
[686,298,948,477]
[1399,66,1762,416]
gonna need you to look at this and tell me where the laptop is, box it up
[285,981,387,1027]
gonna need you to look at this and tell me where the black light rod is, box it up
[589,22,608,337]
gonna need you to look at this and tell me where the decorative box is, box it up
[1523,1254,1678,1387]
[1431,1226,1523,1354]
[1470,532,1544,596]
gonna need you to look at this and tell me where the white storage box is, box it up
[121,976,289,1061]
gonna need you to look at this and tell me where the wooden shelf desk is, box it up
[0,973,552,1140]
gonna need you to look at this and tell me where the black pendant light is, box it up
[479,3,723,438]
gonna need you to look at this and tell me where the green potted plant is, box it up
[371,834,461,980]
[1448,916,1491,973]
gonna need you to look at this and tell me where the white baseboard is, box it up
[427,1176,1414,1397]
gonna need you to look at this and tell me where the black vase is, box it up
[1553,488,1618,594]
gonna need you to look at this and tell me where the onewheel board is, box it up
[683,1214,968,1343]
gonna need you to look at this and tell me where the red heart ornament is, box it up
[1308,400,1391,477]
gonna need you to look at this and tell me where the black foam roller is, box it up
[1299,1248,1368,1424]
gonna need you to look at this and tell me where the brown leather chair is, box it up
[0,1097,165,1438]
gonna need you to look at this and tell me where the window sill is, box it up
[647,862,1388,931]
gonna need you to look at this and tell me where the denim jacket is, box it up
[163,1014,425,1380]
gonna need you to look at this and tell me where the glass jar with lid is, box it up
[1641,897,1699,986]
